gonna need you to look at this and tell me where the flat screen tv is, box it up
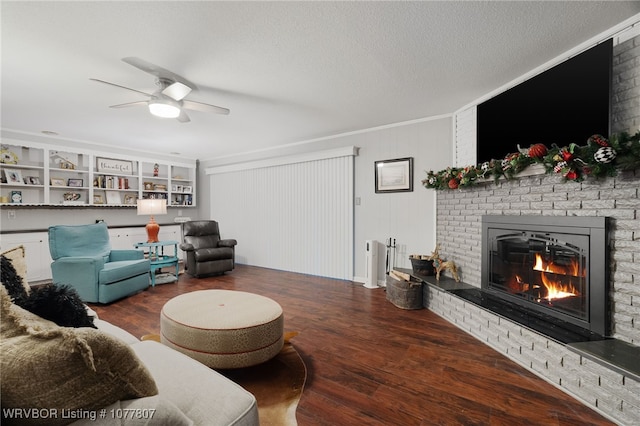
[476,38,612,164]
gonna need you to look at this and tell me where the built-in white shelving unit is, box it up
[0,142,196,208]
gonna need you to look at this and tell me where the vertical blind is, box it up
[207,150,355,280]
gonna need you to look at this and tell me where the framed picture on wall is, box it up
[374,157,413,193]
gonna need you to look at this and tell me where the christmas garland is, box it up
[422,131,640,190]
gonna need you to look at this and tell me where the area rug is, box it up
[142,331,307,426]
[220,331,307,426]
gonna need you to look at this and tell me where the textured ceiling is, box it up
[2,1,639,161]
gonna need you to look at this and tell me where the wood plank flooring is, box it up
[89,265,614,426]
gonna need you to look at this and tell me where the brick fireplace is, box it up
[423,29,640,425]
[480,214,609,339]
[429,170,640,424]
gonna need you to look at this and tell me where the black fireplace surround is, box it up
[475,215,610,342]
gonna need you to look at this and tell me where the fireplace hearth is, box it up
[478,215,610,342]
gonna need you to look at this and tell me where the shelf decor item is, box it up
[124,194,137,205]
[4,169,24,185]
[137,198,167,243]
[375,157,413,193]
[106,191,121,205]
[63,192,81,201]
[10,190,22,204]
[97,157,133,175]
[0,147,19,164]
[67,178,83,188]
[50,177,66,187]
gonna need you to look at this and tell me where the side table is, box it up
[134,240,179,286]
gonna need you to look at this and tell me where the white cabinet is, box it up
[108,227,149,250]
[0,225,184,283]
[1,141,196,208]
[0,232,52,282]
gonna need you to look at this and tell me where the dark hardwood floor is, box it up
[90,265,614,426]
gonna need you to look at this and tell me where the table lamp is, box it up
[137,198,167,243]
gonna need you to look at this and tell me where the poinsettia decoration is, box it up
[422,131,640,190]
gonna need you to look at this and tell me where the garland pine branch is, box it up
[422,131,640,190]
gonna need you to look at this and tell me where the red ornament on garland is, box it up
[560,149,574,162]
[565,170,578,180]
[528,143,548,159]
[448,178,459,189]
[588,134,609,147]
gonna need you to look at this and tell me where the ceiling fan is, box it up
[91,57,230,122]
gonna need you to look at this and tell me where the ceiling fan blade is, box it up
[176,110,191,123]
[90,78,152,97]
[122,57,196,90]
[162,82,192,101]
[182,100,230,115]
[109,101,148,109]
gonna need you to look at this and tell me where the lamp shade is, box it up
[137,199,167,216]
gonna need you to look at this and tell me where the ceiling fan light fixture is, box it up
[148,99,181,118]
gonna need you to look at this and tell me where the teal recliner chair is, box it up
[48,222,151,303]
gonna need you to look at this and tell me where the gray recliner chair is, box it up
[180,220,237,277]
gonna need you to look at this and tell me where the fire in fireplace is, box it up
[481,216,609,339]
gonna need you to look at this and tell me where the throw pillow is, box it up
[0,287,158,426]
[0,253,29,304]
[0,245,29,293]
[20,284,96,328]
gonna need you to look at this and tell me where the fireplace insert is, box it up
[481,216,610,337]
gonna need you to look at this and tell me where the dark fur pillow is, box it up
[20,284,97,329]
[1,255,95,328]
[0,255,28,304]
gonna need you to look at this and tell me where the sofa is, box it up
[0,246,259,426]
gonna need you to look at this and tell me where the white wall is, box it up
[199,115,453,282]
[352,117,452,281]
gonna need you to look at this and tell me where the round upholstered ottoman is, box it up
[160,290,284,369]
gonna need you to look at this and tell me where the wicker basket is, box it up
[410,257,434,276]
[385,275,423,310]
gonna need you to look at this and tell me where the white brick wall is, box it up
[612,34,640,134]
[454,106,476,167]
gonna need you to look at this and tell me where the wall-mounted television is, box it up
[476,38,612,164]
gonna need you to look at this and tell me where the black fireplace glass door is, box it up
[487,230,588,321]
